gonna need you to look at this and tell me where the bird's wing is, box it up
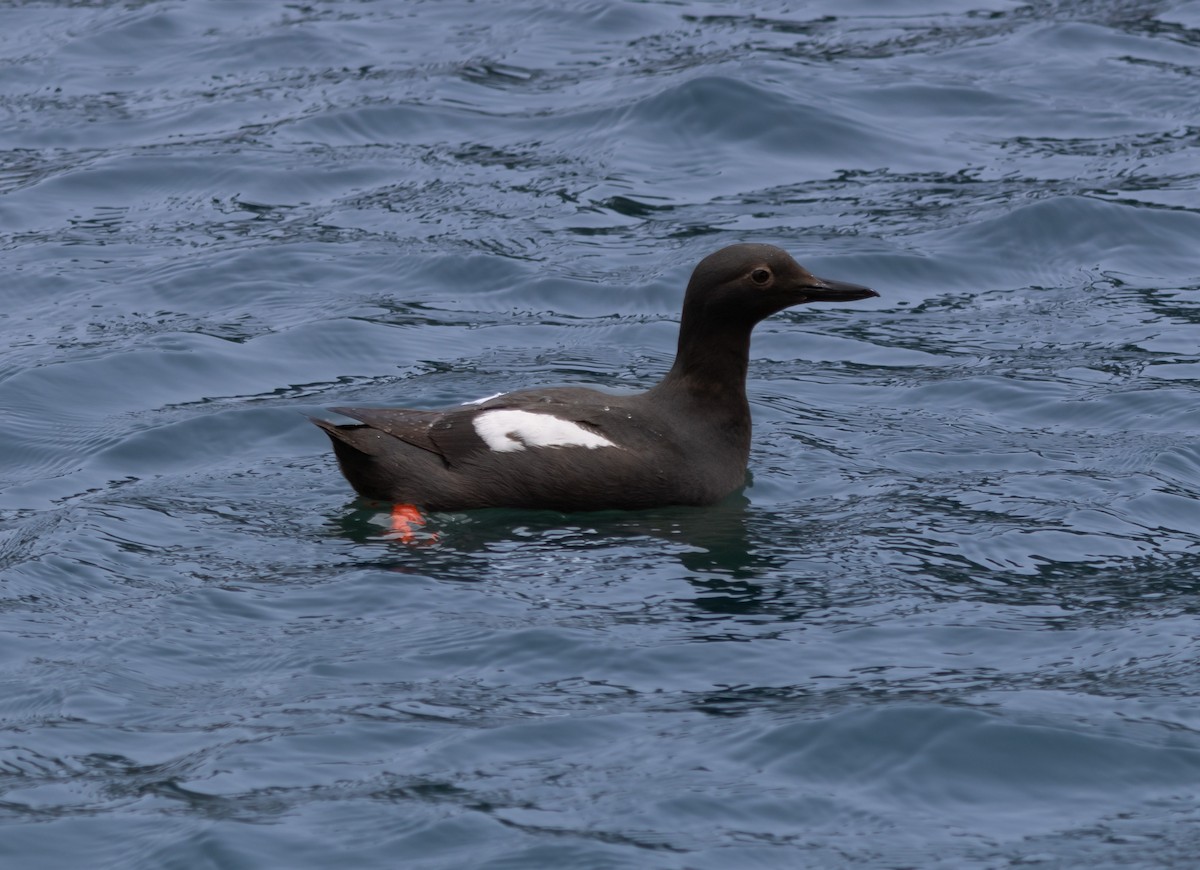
[333,394,663,469]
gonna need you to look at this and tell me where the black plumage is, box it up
[313,244,877,511]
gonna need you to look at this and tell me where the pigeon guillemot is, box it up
[313,244,877,513]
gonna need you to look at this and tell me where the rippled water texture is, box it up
[3,1,1200,867]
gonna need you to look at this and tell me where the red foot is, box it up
[386,503,438,544]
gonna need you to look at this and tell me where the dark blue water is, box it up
[3,1,1200,866]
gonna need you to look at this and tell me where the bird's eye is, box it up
[751,268,771,285]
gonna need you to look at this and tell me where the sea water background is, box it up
[2,1,1200,867]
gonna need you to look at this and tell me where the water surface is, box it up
[2,1,1200,867]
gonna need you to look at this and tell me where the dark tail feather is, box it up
[310,416,368,450]
[311,417,398,501]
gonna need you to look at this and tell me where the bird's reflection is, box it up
[329,484,790,593]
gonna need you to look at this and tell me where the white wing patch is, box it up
[472,409,617,453]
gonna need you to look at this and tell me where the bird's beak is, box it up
[798,276,879,303]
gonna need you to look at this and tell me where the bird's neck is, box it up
[651,311,755,424]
